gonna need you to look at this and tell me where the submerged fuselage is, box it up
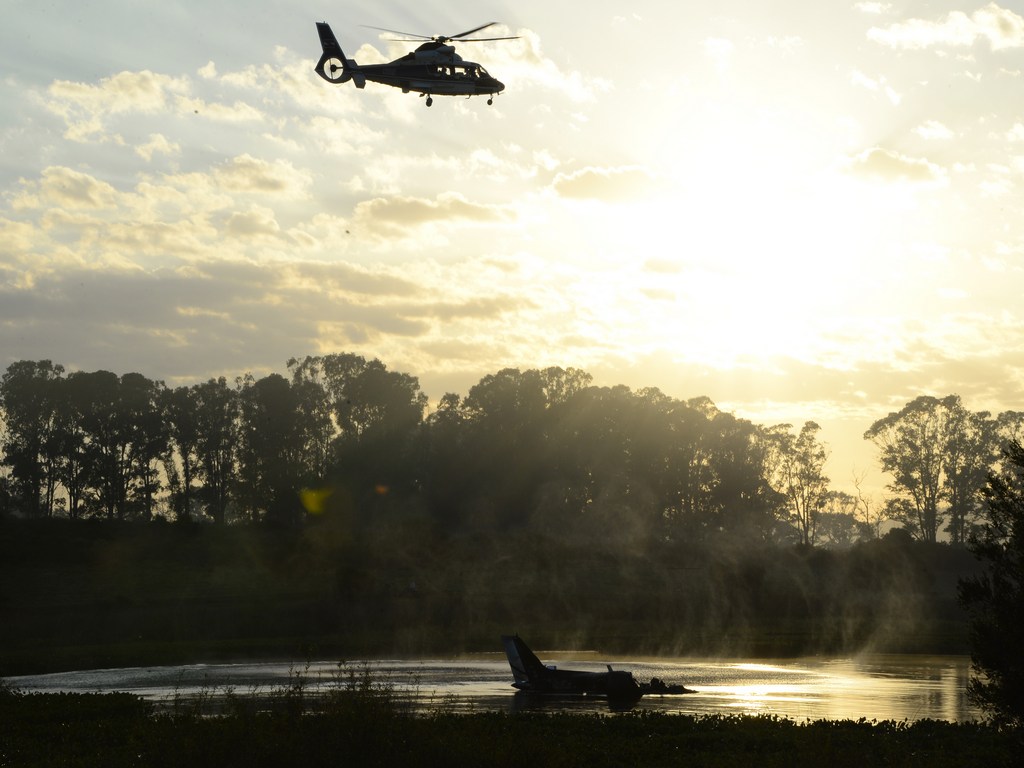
[501,635,693,702]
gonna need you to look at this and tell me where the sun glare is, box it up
[576,109,933,369]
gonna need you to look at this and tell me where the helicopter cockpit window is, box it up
[449,66,480,79]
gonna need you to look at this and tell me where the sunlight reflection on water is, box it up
[4,654,981,722]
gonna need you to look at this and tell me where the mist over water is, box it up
[5,654,979,722]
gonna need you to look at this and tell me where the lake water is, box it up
[4,653,982,722]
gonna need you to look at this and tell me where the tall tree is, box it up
[236,373,306,525]
[68,370,130,519]
[193,377,238,525]
[49,376,89,519]
[64,371,166,519]
[866,395,996,543]
[0,360,64,517]
[418,392,472,532]
[164,385,201,522]
[120,372,168,520]
[942,397,995,544]
[665,396,719,534]
[289,376,335,485]
[538,366,593,406]
[706,413,782,541]
[851,470,884,540]
[816,490,865,548]
[958,440,1024,726]
[288,353,370,442]
[864,396,945,542]
[459,368,549,530]
[768,421,831,545]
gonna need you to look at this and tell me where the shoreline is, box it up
[1,686,1013,767]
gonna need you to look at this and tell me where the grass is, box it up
[2,675,1020,768]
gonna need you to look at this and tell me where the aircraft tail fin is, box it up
[314,22,364,87]
[501,635,547,688]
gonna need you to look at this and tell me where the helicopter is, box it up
[314,21,516,106]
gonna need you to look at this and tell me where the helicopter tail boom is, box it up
[315,22,365,87]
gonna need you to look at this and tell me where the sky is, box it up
[3,1,1024,496]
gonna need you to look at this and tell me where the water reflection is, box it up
[4,654,982,722]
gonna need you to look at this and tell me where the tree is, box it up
[768,421,831,546]
[164,385,201,522]
[458,368,549,530]
[417,392,471,532]
[0,360,64,517]
[851,469,884,540]
[192,378,238,525]
[942,399,995,544]
[119,372,168,520]
[816,490,866,548]
[958,440,1024,726]
[65,370,130,519]
[706,414,782,542]
[51,376,90,519]
[864,395,994,543]
[660,396,718,537]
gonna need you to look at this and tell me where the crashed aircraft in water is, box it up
[501,635,693,703]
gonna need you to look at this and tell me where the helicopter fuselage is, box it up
[354,49,504,97]
[315,22,505,104]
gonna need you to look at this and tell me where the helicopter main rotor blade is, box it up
[361,24,432,40]
[451,35,521,42]
[359,22,516,44]
[449,22,500,39]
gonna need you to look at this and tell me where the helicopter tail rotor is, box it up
[315,22,365,87]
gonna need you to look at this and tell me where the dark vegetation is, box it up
[3,356,1023,726]
[959,440,1024,727]
[3,357,1021,545]
[1,516,978,675]
[2,678,1020,768]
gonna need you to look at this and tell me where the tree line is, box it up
[1,356,1021,546]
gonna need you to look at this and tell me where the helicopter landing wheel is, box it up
[425,96,433,107]
[487,97,493,105]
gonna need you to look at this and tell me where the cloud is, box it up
[914,120,955,140]
[135,133,181,161]
[477,28,610,102]
[212,154,311,196]
[224,207,282,239]
[350,193,515,237]
[48,70,191,117]
[643,258,684,275]
[45,70,192,144]
[0,255,441,380]
[868,3,1024,50]
[13,166,119,210]
[164,154,313,201]
[4,156,318,267]
[854,2,892,14]
[177,98,264,123]
[845,147,946,183]
[291,261,420,299]
[551,166,663,201]
[705,38,736,73]
[849,70,902,104]
[422,296,536,322]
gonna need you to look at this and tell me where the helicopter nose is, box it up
[494,79,505,92]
